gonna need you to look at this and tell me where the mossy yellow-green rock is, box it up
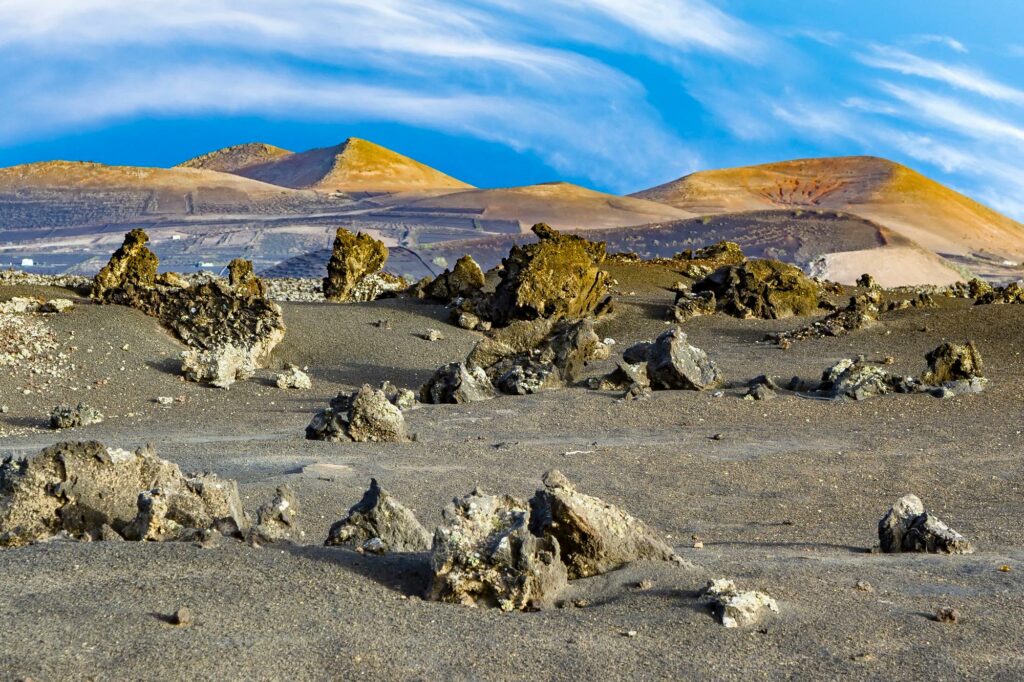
[91,228,159,299]
[693,259,821,319]
[322,228,389,302]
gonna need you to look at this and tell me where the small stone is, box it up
[419,329,445,341]
[172,607,192,626]
[854,580,874,592]
[624,630,638,638]
[637,579,655,590]
[275,364,312,390]
[701,579,779,628]
[49,403,104,429]
[155,397,174,406]
[935,607,960,624]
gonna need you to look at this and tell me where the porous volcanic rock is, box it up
[322,228,389,302]
[49,403,104,429]
[645,327,722,391]
[228,258,268,298]
[250,485,303,543]
[922,341,984,385]
[878,494,973,554]
[674,240,745,279]
[816,359,914,400]
[306,385,409,442]
[91,228,159,299]
[325,479,431,553]
[419,362,496,404]
[0,441,248,547]
[424,255,486,303]
[692,259,821,319]
[528,470,687,579]
[487,223,611,325]
[975,281,1024,305]
[180,344,256,389]
[275,364,312,390]
[428,489,567,611]
[768,292,880,345]
[701,579,779,628]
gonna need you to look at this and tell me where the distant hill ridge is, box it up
[178,137,472,192]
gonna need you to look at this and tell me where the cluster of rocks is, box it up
[671,258,823,322]
[90,230,286,389]
[950,278,1024,305]
[0,296,75,314]
[0,296,73,382]
[590,326,722,398]
[768,291,880,345]
[322,228,407,303]
[672,240,746,279]
[0,441,292,547]
[306,384,414,443]
[419,317,611,403]
[432,224,611,330]
[879,494,973,554]
[325,471,687,612]
[778,340,987,401]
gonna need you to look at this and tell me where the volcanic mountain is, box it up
[633,156,1024,279]
[178,137,471,192]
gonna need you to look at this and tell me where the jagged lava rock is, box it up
[428,489,567,611]
[325,479,431,552]
[879,494,974,554]
[250,485,302,543]
[0,441,247,547]
[49,403,104,429]
[528,470,687,579]
[425,255,486,302]
[275,364,312,390]
[91,228,159,299]
[488,223,611,325]
[126,474,248,542]
[306,385,409,442]
[645,327,722,391]
[227,258,268,298]
[692,259,821,319]
[922,341,984,385]
[701,579,779,628]
[420,363,496,404]
[322,228,389,302]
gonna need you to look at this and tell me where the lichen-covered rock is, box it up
[249,485,302,543]
[275,364,312,390]
[0,441,248,547]
[91,229,159,299]
[322,228,389,302]
[692,259,821,319]
[180,343,256,389]
[325,479,431,552]
[646,327,722,391]
[879,494,973,554]
[419,362,496,404]
[922,341,984,385]
[306,385,409,442]
[228,258,268,298]
[669,290,717,323]
[856,273,880,289]
[49,403,104,429]
[701,579,779,628]
[428,489,567,611]
[426,255,486,302]
[488,223,611,325]
[975,281,1024,305]
[528,470,687,580]
[674,241,745,279]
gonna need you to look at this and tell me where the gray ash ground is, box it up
[0,262,1022,680]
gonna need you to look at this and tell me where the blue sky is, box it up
[2,1,1024,217]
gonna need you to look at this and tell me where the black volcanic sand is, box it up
[0,264,1022,680]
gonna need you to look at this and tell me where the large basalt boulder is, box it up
[0,441,248,547]
[878,494,973,554]
[91,229,159,299]
[922,341,984,385]
[325,479,431,553]
[322,228,389,302]
[488,223,611,325]
[528,470,686,579]
[692,259,821,319]
[419,363,496,404]
[425,255,486,302]
[646,327,722,391]
[428,489,567,611]
[228,258,268,298]
[306,385,410,442]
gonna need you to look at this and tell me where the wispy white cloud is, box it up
[912,34,968,53]
[858,46,1024,106]
[880,83,1024,146]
